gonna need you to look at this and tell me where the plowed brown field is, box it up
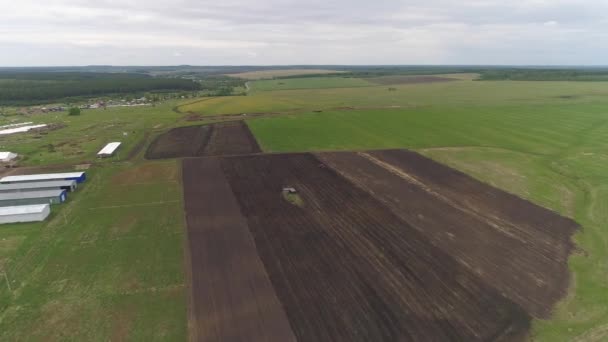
[146,125,211,159]
[182,157,296,342]
[146,121,260,159]
[317,150,578,319]
[204,121,261,156]
[181,150,578,341]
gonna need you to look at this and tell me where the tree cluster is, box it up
[0,72,201,105]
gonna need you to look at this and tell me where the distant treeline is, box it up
[478,69,608,81]
[0,72,200,105]
[272,66,484,79]
[196,76,246,96]
[275,67,608,82]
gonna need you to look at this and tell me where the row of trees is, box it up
[0,73,201,105]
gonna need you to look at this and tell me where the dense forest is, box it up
[478,68,608,81]
[0,72,200,105]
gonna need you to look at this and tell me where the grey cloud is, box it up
[0,0,606,65]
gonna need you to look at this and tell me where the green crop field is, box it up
[226,68,345,80]
[244,78,608,341]
[249,76,373,91]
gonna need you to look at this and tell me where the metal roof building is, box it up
[0,204,51,224]
[97,142,121,158]
[0,152,18,162]
[0,189,67,207]
[0,172,86,184]
[0,180,77,193]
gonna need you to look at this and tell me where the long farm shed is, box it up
[0,189,67,207]
[97,142,121,158]
[0,180,77,193]
[0,172,86,184]
[0,204,50,224]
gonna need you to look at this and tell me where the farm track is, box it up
[180,150,579,341]
[126,132,151,160]
[179,105,422,123]
[181,157,296,342]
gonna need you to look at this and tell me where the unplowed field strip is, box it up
[219,153,530,341]
[181,157,296,342]
[317,150,578,318]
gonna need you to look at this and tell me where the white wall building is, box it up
[97,142,122,158]
[0,204,50,224]
[0,152,18,162]
[0,172,86,184]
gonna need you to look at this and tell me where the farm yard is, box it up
[1,71,608,341]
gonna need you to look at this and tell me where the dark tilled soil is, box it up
[145,125,211,159]
[218,153,530,342]
[317,150,578,319]
[180,150,578,341]
[204,121,261,156]
[145,121,260,159]
[181,157,296,342]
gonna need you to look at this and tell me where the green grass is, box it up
[0,101,186,166]
[249,76,373,91]
[179,78,608,115]
[246,79,608,341]
[3,75,608,340]
[0,160,187,341]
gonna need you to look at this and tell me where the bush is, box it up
[68,107,81,116]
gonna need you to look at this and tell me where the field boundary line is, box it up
[358,152,528,242]
[114,180,179,186]
[88,200,180,210]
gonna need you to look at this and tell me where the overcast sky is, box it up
[0,0,606,66]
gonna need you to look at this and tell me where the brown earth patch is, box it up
[110,304,136,341]
[181,157,296,342]
[180,150,578,341]
[111,163,178,184]
[145,125,211,160]
[217,153,530,341]
[317,150,578,319]
[204,121,261,156]
[145,121,260,159]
